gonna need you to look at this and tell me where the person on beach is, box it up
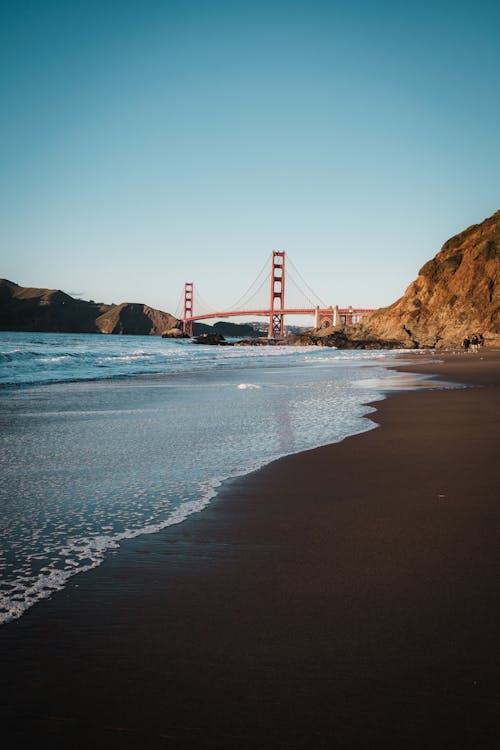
[471,333,479,353]
[463,335,470,352]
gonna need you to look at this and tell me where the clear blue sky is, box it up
[1,0,499,317]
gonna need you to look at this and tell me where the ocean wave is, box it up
[1,333,380,388]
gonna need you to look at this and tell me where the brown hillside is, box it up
[0,279,111,333]
[95,303,177,335]
[360,210,500,348]
[0,279,177,335]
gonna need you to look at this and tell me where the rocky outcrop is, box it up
[162,327,188,338]
[286,330,402,349]
[359,210,500,348]
[235,338,282,346]
[193,333,231,345]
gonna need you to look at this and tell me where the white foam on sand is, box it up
[0,480,222,626]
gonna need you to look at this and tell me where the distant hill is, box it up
[212,321,264,337]
[0,279,178,335]
[358,210,500,348]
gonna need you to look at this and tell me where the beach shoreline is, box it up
[1,349,500,748]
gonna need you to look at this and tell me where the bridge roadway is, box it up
[186,307,374,323]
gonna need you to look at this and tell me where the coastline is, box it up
[1,349,500,747]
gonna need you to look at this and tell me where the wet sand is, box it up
[1,350,500,748]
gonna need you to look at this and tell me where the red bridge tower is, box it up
[183,282,194,336]
[268,250,285,338]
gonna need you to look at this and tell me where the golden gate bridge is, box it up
[178,251,375,338]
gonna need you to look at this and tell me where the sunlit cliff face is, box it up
[359,210,500,349]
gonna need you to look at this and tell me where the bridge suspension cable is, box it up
[285,272,320,309]
[192,287,218,316]
[224,252,272,311]
[286,255,327,308]
[180,249,375,338]
[173,288,185,319]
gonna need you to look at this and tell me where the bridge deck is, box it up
[186,308,374,322]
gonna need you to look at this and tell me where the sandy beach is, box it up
[1,349,500,748]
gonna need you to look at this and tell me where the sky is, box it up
[1,0,499,320]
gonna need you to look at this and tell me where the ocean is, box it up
[0,331,424,625]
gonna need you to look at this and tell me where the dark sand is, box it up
[1,350,500,748]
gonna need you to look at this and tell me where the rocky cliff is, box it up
[0,279,177,335]
[359,210,500,348]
